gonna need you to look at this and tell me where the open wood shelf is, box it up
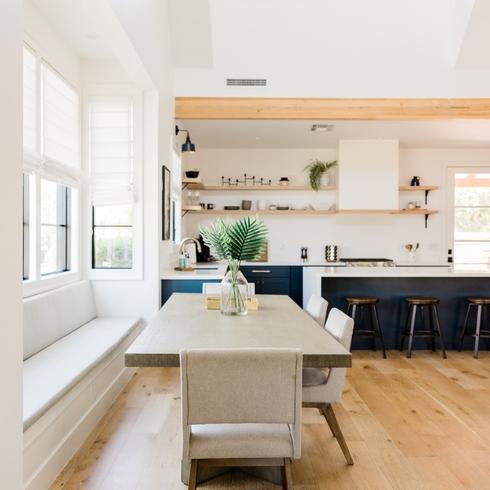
[182,180,335,191]
[398,185,439,191]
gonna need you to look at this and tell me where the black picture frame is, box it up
[162,165,171,240]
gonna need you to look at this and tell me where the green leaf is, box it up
[199,216,268,262]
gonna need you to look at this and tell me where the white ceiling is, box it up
[28,0,116,58]
[182,119,490,149]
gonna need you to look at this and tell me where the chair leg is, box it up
[281,459,293,490]
[372,304,387,358]
[474,305,482,359]
[407,305,417,358]
[321,404,354,465]
[432,305,447,359]
[458,304,471,351]
[188,460,198,490]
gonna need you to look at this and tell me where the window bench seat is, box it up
[22,280,144,490]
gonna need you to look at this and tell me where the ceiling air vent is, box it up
[226,78,267,87]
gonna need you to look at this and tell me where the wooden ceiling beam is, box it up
[175,97,490,120]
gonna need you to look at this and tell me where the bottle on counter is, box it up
[178,253,186,269]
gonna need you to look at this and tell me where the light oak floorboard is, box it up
[50,351,490,490]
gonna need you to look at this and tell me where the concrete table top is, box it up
[125,293,351,369]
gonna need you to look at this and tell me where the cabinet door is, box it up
[258,277,290,295]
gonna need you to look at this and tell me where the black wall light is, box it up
[175,125,196,153]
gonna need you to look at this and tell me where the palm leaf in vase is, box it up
[199,216,268,315]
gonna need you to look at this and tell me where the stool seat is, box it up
[346,297,379,305]
[405,297,439,305]
[467,297,490,305]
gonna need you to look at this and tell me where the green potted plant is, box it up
[200,216,268,316]
[305,159,337,191]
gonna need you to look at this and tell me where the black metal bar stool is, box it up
[400,297,447,359]
[458,297,490,358]
[346,297,387,358]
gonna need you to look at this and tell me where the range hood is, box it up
[337,139,399,210]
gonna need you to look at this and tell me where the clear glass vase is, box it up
[221,260,249,316]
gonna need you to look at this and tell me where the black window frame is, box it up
[40,181,71,276]
[91,206,133,270]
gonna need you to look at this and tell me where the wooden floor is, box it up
[51,351,490,490]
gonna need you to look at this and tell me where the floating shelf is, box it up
[399,185,439,204]
[182,207,438,227]
[183,181,336,191]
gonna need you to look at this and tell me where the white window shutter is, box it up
[89,95,135,206]
[42,63,79,168]
[23,47,38,157]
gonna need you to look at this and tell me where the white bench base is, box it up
[23,322,143,490]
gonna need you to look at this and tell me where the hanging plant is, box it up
[305,159,337,191]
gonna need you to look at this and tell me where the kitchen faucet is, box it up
[178,237,202,257]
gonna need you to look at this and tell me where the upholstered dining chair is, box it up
[302,307,355,465]
[202,282,255,295]
[180,348,302,489]
[305,294,328,326]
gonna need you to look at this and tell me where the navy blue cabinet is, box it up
[240,265,303,306]
[161,279,220,306]
[161,266,303,307]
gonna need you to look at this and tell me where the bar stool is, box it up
[458,297,490,358]
[346,297,387,358]
[400,297,447,359]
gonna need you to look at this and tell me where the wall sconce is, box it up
[175,125,196,153]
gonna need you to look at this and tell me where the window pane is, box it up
[41,179,58,224]
[40,179,71,275]
[93,227,132,268]
[40,225,58,274]
[454,172,490,270]
[94,205,132,226]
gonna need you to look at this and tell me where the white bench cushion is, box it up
[23,281,97,360]
[189,423,294,459]
[23,317,140,430]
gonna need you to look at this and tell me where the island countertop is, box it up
[306,265,490,278]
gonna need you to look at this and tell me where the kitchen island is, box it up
[304,266,490,350]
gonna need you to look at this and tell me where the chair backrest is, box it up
[23,280,97,360]
[323,308,354,400]
[180,348,302,426]
[305,294,328,327]
[202,282,255,296]
[180,348,302,464]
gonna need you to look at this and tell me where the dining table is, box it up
[124,292,352,486]
[125,293,352,368]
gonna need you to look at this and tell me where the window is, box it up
[453,172,490,271]
[23,174,30,280]
[40,179,71,275]
[22,44,80,290]
[89,94,137,270]
[92,205,132,269]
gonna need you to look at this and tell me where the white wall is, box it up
[183,147,490,264]
[174,0,490,97]
[100,0,175,315]
[0,1,23,488]
[24,0,81,89]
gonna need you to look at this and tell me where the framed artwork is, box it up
[162,165,171,240]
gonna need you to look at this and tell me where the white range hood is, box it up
[337,139,399,210]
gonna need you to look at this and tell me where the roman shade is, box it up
[89,95,135,206]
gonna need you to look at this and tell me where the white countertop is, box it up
[308,265,490,277]
[161,263,227,280]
